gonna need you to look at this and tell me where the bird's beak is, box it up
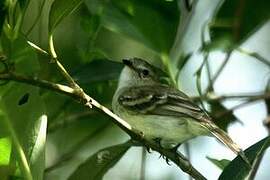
[122,59,132,66]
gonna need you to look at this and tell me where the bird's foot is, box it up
[146,146,152,153]
[152,137,163,148]
[152,138,173,165]
[170,143,181,153]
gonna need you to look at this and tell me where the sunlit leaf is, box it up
[49,0,83,33]
[219,136,270,180]
[68,141,132,180]
[0,137,11,166]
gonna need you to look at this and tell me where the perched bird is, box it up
[112,57,249,164]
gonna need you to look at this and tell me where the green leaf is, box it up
[85,0,179,53]
[211,0,270,50]
[0,137,11,166]
[77,4,103,62]
[80,8,101,39]
[49,0,83,33]
[0,35,40,75]
[72,59,123,84]
[18,0,29,9]
[47,111,110,157]
[68,141,132,180]
[206,156,230,170]
[0,84,47,180]
[0,36,46,180]
[210,101,238,131]
[219,136,270,180]
[0,0,7,34]
[0,165,17,180]
[2,0,29,41]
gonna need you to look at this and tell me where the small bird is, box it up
[112,57,249,164]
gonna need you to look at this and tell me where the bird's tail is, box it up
[202,120,250,166]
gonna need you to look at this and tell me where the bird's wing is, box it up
[118,85,206,120]
[118,85,250,164]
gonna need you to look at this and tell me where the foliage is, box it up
[0,0,269,179]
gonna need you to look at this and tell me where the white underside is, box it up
[118,111,209,148]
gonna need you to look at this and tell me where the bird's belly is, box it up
[120,113,208,148]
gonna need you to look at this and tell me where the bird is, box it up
[112,57,249,164]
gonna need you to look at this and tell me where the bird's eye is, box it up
[142,69,149,76]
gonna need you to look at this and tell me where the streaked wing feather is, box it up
[118,85,205,120]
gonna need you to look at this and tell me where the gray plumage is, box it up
[112,58,249,164]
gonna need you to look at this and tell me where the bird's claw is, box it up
[165,157,171,165]
[146,147,152,153]
[152,137,163,148]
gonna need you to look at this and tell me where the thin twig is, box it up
[204,51,233,94]
[214,95,270,119]
[48,35,80,88]
[237,48,270,67]
[140,147,147,180]
[184,143,192,180]
[195,52,209,110]
[27,41,49,56]
[192,92,270,102]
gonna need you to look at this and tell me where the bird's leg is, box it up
[152,138,164,158]
[152,137,173,165]
[145,146,152,153]
[152,137,162,147]
[170,143,182,153]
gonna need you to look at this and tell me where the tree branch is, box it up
[22,38,208,179]
[0,72,206,180]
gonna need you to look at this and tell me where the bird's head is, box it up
[118,58,162,88]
